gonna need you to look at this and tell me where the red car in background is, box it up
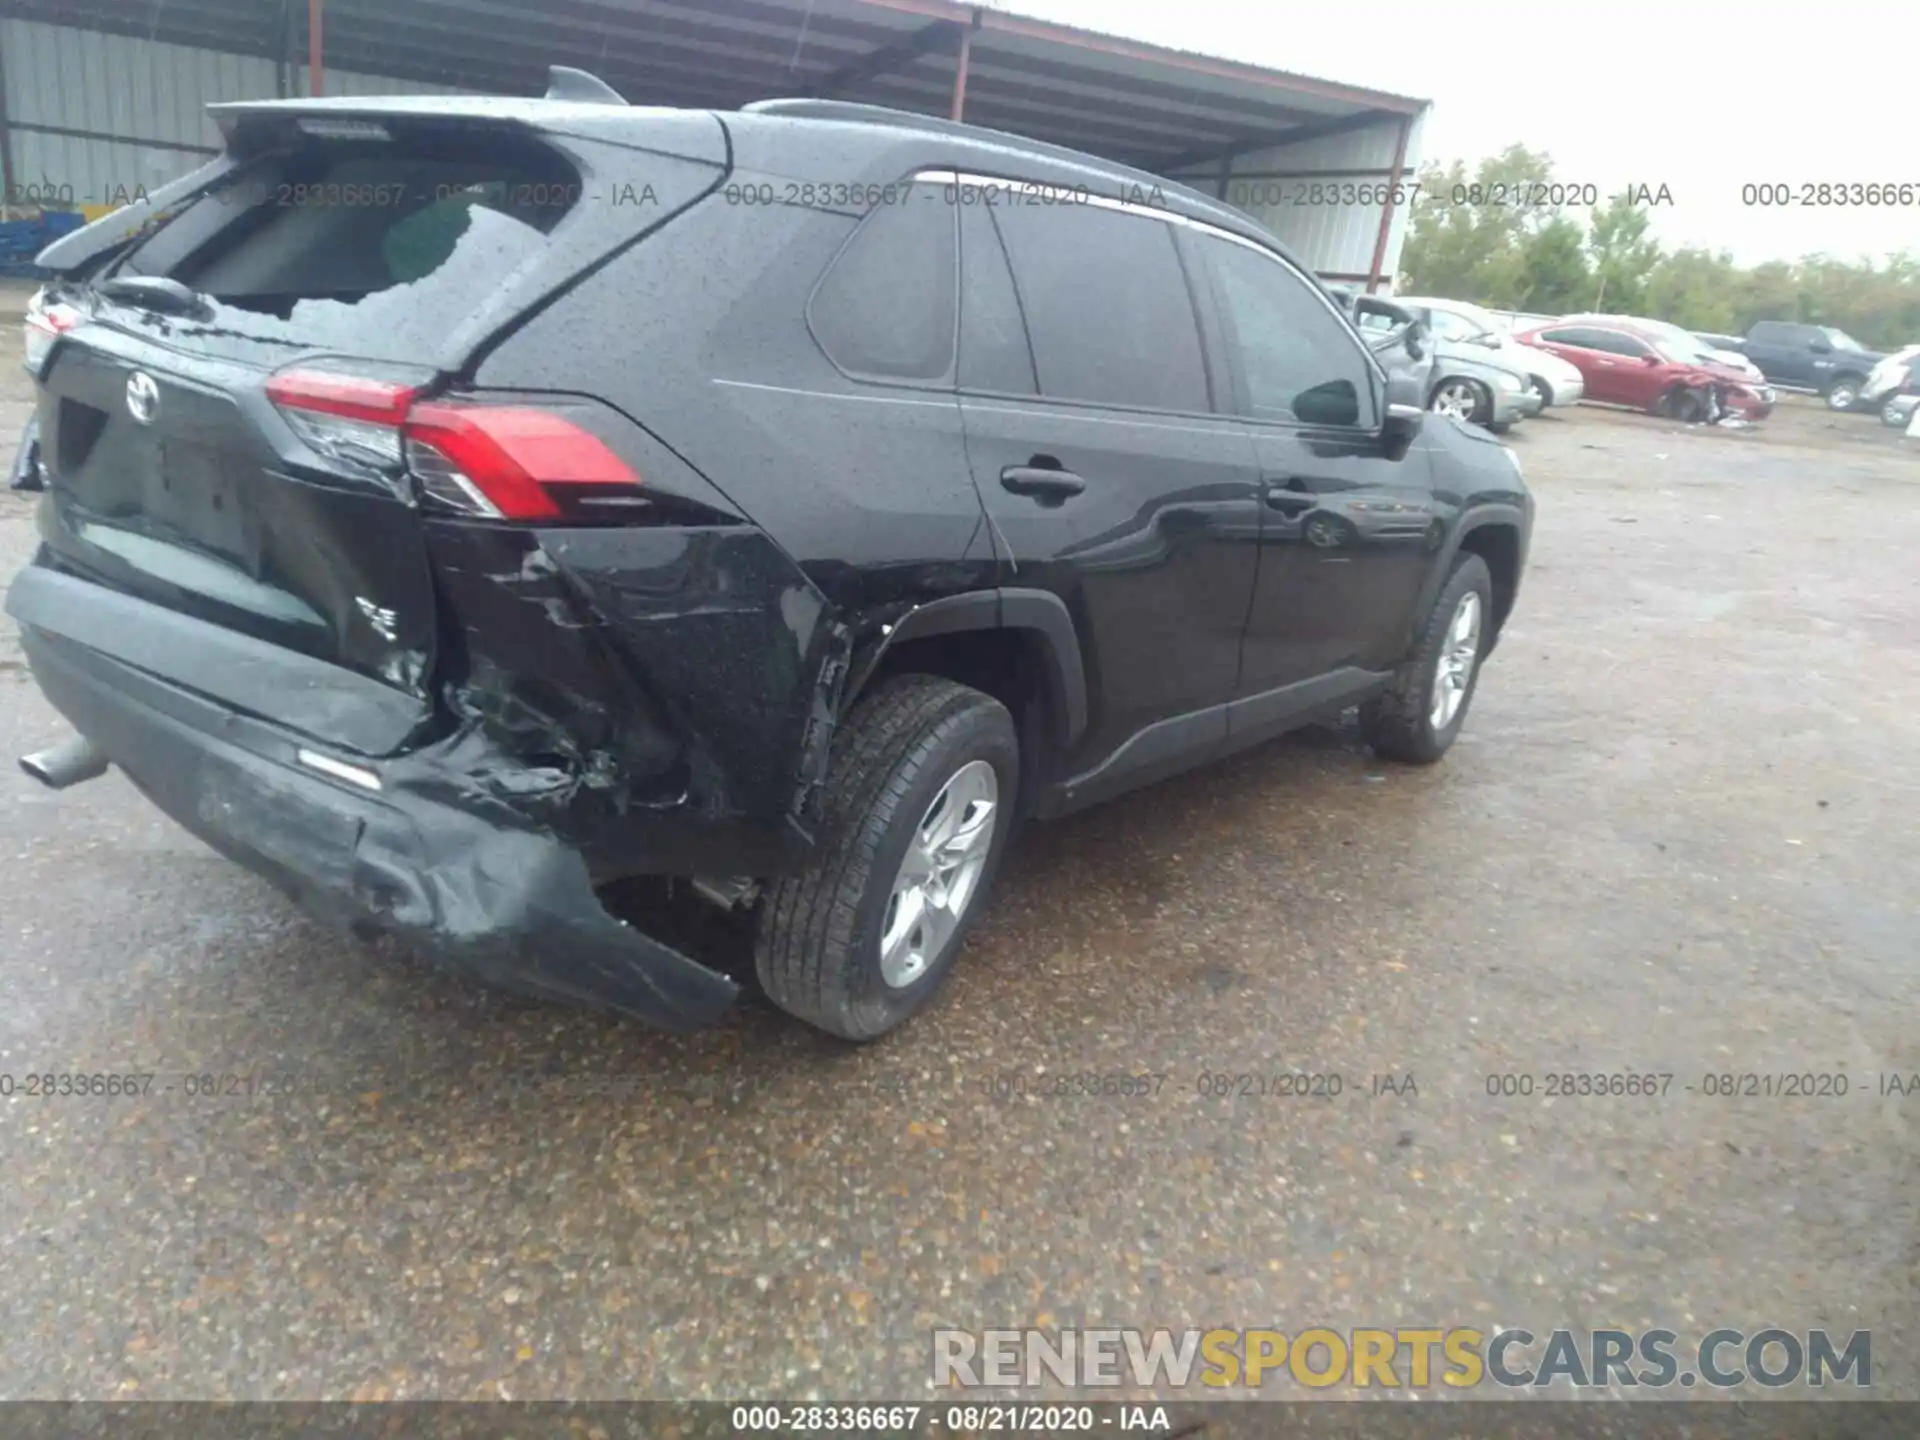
[1514,319,1775,422]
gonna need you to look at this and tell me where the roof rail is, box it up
[740,97,1216,198]
[545,66,627,104]
[744,98,950,128]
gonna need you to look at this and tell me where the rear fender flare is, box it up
[844,588,1087,751]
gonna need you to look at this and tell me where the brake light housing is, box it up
[266,366,644,521]
[23,290,80,376]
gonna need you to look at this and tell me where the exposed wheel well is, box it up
[858,628,1059,815]
[1527,374,1553,404]
[1458,525,1521,635]
[1656,381,1708,419]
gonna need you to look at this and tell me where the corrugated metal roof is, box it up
[0,17,474,211]
[0,0,1427,172]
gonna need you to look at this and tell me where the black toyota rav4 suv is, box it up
[9,80,1532,1042]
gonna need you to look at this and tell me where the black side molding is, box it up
[1040,666,1387,818]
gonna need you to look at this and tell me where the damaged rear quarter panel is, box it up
[423,519,850,879]
[538,524,852,824]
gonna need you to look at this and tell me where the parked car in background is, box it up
[1863,344,1920,422]
[1558,314,1764,384]
[1396,296,1586,409]
[1720,321,1887,410]
[1331,292,1435,395]
[1576,317,1766,385]
[1516,319,1775,422]
[1340,293,1538,430]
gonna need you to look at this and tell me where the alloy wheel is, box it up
[1430,591,1483,731]
[1431,381,1478,423]
[879,759,999,989]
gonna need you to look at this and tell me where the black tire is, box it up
[1824,374,1865,411]
[1361,553,1494,765]
[1528,376,1553,407]
[754,674,1018,1041]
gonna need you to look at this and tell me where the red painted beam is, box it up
[1365,114,1412,293]
[308,0,324,97]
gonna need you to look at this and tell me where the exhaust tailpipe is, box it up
[19,736,110,790]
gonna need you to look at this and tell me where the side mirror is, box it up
[1642,353,1661,366]
[1809,339,1831,354]
[1472,332,1503,349]
[1294,379,1362,427]
[1383,372,1425,448]
[1404,320,1428,362]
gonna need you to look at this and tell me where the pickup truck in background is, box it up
[1716,322,1888,411]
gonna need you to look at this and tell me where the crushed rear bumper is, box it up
[10,574,741,1031]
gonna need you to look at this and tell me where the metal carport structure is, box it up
[0,0,1430,289]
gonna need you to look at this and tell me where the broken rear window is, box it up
[107,127,581,359]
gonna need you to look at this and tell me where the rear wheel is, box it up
[1528,376,1553,407]
[1361,553,1494,765]
[1824,374,1864,411]
[755,675,1017,1041]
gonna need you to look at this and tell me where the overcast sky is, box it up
[996,0,1917,267]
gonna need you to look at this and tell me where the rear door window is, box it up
[111,130,583,360]
[1586,330,1651,357]
[1545,326,1623,353]
[807,180,957,384]
[990,196,1210,414]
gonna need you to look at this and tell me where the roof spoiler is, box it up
[545,66,627,104]
[34,155,237,275]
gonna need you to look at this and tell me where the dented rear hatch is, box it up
[27,104,727,753]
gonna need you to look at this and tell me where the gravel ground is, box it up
[1,370,1918,1403]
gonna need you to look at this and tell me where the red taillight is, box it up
[24,294,79,374]
[266,366,642,521]
[403,404,640,521]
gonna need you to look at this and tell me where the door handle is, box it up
[1262,478,1317,514]
[1000,465,1085,499]
[1263,489,1315,515]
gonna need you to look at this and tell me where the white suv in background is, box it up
[1399,296,1587,410]
[1864,345,1920,422]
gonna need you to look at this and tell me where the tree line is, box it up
[1397,147,1920,349]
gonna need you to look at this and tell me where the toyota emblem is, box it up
[125,371,160,425]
